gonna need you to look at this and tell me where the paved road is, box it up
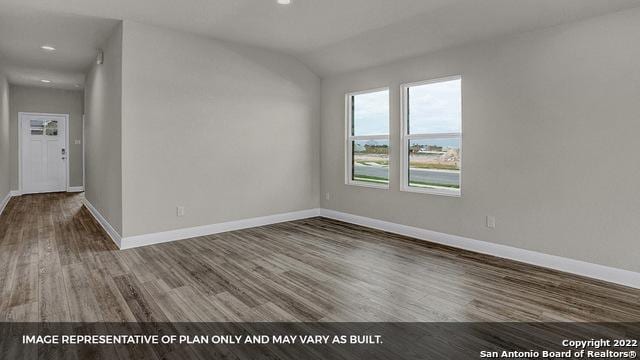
[354,165,459,186]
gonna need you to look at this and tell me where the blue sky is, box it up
[353,89,389,136]
[352,78,461,136]
[409,79,461,134]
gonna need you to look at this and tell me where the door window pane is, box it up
[352,139,389,185]
[408,138,460,189]
[352,89,389,136]
[408,78,461,134]
[30,120,44,135]
[44,120,58,136]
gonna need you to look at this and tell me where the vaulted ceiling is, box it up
[1,0,639,89]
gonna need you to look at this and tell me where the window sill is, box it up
[346,180,390,190]
[400,186,461,197]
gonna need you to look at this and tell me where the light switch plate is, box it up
[486,216,496,229]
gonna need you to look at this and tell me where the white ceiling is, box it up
[0,5,118,90]
[0,0,639,86]
[301,0,640,75]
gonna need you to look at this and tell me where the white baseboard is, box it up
[67,186,84,193]
[0,192,11,217]
[75,200,640,289]
[82,198,122,248]
[319,209,640,289]
[120,208,322,250]
[10,190,21,197]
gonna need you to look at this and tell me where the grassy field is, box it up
[355,160,458,171]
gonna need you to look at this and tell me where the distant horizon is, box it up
[356,138,459,148]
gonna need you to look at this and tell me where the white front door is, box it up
[21,113,67,194]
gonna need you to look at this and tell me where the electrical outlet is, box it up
[177,206,185,217]
[486,215,496,229]
[325,192,330,201]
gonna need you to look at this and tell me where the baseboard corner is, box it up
[81,198,122,248]
[0,192,12,217]
[120,208,322,250]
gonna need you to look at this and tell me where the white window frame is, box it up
[400,75,462,197]
[345,87,390,189]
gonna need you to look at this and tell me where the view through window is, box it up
[402,77,461,195]
[347,89,390,186]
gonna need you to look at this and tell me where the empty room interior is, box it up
[0,0,639,358]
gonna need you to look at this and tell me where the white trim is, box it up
[18,112,70,194]
[54,200,640,288]
[82,114,85,190]
[346,180,390,189]
[120,208,322,250]
[319,209,640,289]
[345,86,390,97]
[345,88,391,189]
[400,76,462,197]
[82,197,121,248]
[10,190,21,197]
[401,74,463,89]
[80,206,319,250]
[347,134,389,141]
[405,132,460,140]
[67,186,84,192]
[0,192,11,217]
[404,185,460,197]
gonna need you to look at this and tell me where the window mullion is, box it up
[350,134,389,141]
[405,133,461,140]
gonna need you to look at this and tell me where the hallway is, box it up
[0,193,117,321]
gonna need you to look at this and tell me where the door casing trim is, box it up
[18,112,70,194]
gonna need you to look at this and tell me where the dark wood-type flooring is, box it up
[0,192,638,322]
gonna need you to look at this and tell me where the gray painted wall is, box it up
[120,21,320,237]
[84,22,123,235]
[8,85,84,189]
[0,72,9,199]
[320,8,640,272]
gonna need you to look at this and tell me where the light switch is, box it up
[74,139,81,145]
[486,216,496,229]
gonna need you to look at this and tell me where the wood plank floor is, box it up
[0,192,638,322]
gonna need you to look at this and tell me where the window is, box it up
[30,119,59,136]
[346,88,390,188]
[401,76,461,196]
